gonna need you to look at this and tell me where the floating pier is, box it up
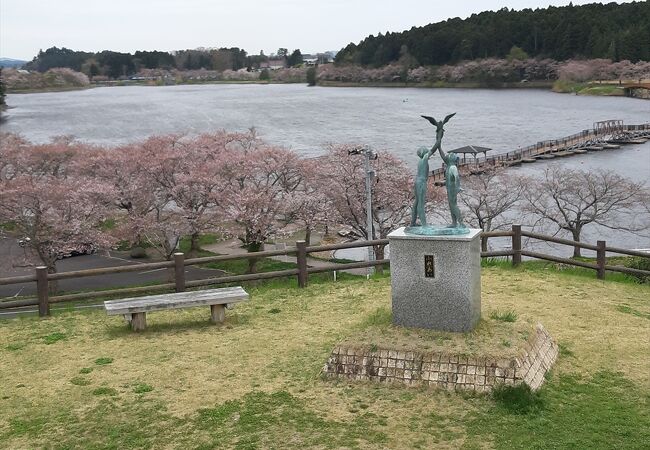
[611,139,647,144]
[429,121,649,182]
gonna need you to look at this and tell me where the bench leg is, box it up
[210,304,225,324]
[131,312,147,331]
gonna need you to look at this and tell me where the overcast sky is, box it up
[0,1,634,60]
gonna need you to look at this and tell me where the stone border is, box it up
[323,323,558,392]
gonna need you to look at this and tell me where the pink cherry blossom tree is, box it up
[318,144,414,271]
[219,141,304,272]
[0,136,115,290]
[283,157,333,246]
[87,135,193,261]
[144,133,229,258]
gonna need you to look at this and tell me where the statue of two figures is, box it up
[406,112,469,236]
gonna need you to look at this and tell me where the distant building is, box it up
[302,53,334,65]
[267,59,286,70]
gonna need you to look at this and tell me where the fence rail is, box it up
[1,225,648,316]
[521,231,599,251]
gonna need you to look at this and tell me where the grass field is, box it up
[1,266,649,449]
[551,80,626,96]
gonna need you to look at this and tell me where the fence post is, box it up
[36,266,49,317]
[174,252,185,292]
[512,224,522,267]
[596,240,606,280]
[296,240,307,288]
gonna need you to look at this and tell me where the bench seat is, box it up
[104,286,248,331]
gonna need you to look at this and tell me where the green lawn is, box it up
[1,267,648,449]
[551,80,626,96]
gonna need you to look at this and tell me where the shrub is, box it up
[306,67,316,86]
[627,257,650,283]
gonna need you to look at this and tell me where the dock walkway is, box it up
[431,122,650,181]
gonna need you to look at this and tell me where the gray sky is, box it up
[0,1,633,60]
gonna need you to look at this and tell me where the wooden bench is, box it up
[104,287,249,331]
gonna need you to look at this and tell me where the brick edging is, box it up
[323,323,558,392]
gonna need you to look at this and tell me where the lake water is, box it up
[3,84,650,253]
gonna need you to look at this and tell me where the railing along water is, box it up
[429,123,650,181]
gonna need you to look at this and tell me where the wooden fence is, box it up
[0,225,648,317]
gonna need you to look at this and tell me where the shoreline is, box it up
[318,80,635,98]
[6,79,639,99]
[5,80,278,95]
[8,79,554,94]
[6,85,94,95]
[318,80,554,89]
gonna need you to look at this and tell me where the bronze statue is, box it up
[410,146,435,227]
[406,112,467,235]
[410,113,456,223]
[437,142,464,228]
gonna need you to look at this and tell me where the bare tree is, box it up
[459,169,523,251]
[521,167,650,257]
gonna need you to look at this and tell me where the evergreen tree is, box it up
[287,49,303,67]
[306,67,316,86]
[25,47,92,72]
[335,2,650,66]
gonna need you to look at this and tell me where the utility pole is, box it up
[348,146,377,276]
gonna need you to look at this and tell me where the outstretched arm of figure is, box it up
[425,145,436,160]
[437,145,448,164]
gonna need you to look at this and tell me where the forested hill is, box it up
[335,2,649,66]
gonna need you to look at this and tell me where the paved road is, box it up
[0,235,371,304]
[0,237,222,299]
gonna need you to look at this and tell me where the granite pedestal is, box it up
[388,227,481,332]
